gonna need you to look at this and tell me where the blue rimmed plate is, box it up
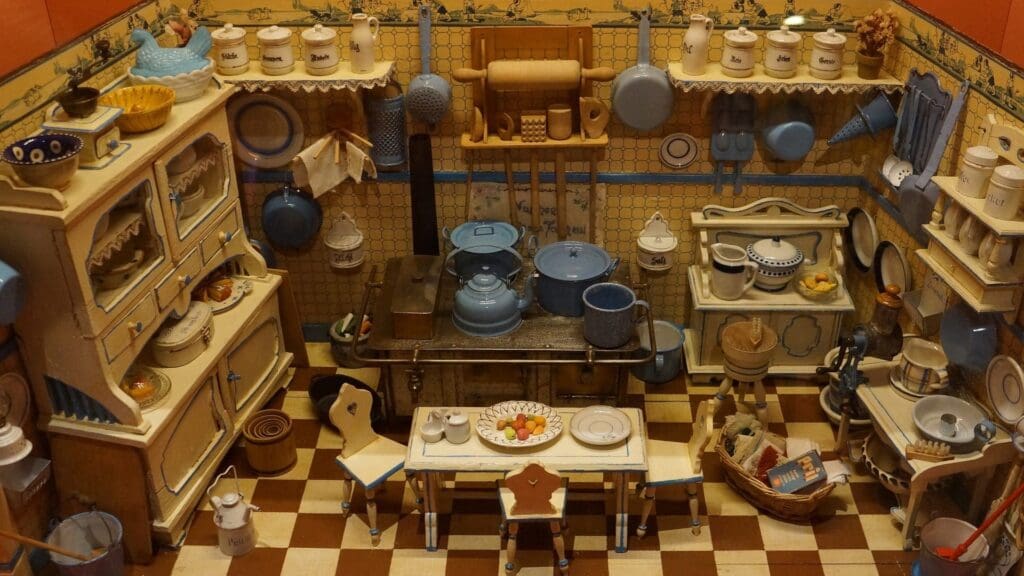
[228,94,304,169]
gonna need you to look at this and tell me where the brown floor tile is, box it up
[778,394,827,423]
[126,549,178,576]
[568,550,610,576]
[701,454,724,483]
[292,419,324,448]
[220,446,260,479]
[309,448,346,480]
[251,479,308,513]
[647,422,692,442]
[873,549,918,571]
[393,512,450,549]
[647,376,687,395]
[812,514,869,549]
[289,513,346,548]
[264,389,287,411]
[766,551,824,576]
[661,551,716,575]
[336,549,393,576]
[709,515,764,550]
[184,510,221,546]
[229,547,287,576]
[850,482,899,515]
[445,549,501,576]
[450,510,502,535]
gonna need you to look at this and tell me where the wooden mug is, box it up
[547,104,572,140]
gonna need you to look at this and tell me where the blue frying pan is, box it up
[261,184,322,250]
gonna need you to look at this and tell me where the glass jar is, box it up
[864,284,903,360]
[957,145,999,198]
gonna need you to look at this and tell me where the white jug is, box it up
[710,243,758,300]
[444,409,471,444]
[682,14,714,76]
[349,14,380,73]
[208,466,260,557]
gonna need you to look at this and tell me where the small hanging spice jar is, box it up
[257,25,294,76]
[810,28,846,80]
[720,27,758,78]
[764,25,801,79]
[636,212,678,271]
[211,23,249,76]
[301,24,339,76]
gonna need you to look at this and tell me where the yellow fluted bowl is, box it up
[100,85,175,134]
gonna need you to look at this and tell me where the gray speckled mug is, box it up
[582,283,649,349]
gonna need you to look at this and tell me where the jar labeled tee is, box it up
[984,164,1024,221]
[211,24,249,75]
[721,27,758,78]
[301,24,339,75]
[257,25,294,75]
[957,145,999,198]
[810,28,846,80]
[764,25,801,78]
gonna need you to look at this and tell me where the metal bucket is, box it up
[366,87,407,168]
[917,518,988,576]
[46,511,124,576]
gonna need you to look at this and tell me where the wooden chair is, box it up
[497,463,569,576]
[636,400,714,538]
[329,383,420,546]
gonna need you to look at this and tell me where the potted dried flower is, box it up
[855,9,899,79]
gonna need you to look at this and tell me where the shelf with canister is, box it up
[923,114,1024,320]
[669,20,902,94]
[452,24,613,243]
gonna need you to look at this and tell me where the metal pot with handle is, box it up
[533,241,619,317]
[611,7,673,132]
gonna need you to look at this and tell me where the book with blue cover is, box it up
[767,451,827,494]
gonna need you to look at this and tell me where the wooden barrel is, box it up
[243,409,297,475]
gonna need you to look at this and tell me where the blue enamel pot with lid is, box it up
[533,241,619,317]
[443,220,530,279]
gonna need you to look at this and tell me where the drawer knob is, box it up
[227,371,241,383]
[179,274,192,286]
[107,139,119,150]
[219,230,234,244]
[129,321,144,336]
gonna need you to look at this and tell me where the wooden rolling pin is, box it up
[453,60,616,91]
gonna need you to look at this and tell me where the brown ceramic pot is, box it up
[856,51,884,79]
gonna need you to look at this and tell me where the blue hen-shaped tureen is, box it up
[128,27,215,102]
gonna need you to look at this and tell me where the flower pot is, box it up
[856,51,884,79]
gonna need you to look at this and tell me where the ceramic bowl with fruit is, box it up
[796,270,840,301]
[476,400,563,448]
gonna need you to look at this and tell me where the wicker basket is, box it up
[795,270,840,301]
[716,433,835,521]
[100,85,175,133]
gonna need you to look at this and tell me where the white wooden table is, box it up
[405,406,648,553]
[856,358,1016,549]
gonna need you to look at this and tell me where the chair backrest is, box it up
[328,383,378,459]
[505,462,561,516]
[688,400,714,475]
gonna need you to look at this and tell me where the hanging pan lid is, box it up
[986,355,1024,426]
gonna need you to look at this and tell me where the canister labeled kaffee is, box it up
[301,24,339,76]
[810,28,846,80]
[721,27,758,78]
[957,145,999,198]
[211,24,249,75]
[257,25,294,75]
[764,25,801,79]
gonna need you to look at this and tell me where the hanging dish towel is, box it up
[346,140,373,184]
[291,134,349,198]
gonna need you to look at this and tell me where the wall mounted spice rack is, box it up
[667,63,904,94]
[218,60,395,93]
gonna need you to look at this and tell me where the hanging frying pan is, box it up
[611,8,673,132]
[261,183,323,250]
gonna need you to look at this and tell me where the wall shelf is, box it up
[218,60,395,93]
[667,62,903,94]
[932,176,1024,237]
[459,133,608,151]
[916,248,1022,316]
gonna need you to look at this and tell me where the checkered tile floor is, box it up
[126,345,923,576]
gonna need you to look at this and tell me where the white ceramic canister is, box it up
[151,301,214,368]
[682,14,714,76]
[810,28,846,80]
[301,24,339,76]
[957,145,999,198]
[211,23,249,75]
[721,27,758,78]
[984,164,1024,220]
[764,25,801,79]
[349,13,380,73]
[257,25,294,75]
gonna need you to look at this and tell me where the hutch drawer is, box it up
[155,248,202,311]
[101,292,159,364]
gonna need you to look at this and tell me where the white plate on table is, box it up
[569,405,631,446]
[228,94,305,168]
[476,401,563,449]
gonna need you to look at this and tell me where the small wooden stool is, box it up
[498,463,569,575]
[330,383,421,546]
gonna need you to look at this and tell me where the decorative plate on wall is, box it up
[228,93,305,168]
[846,208,878,272]
[872,241,909,293]
[659,133,699,169]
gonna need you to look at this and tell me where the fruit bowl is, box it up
[796,270,839,301]
[476,400,563,449]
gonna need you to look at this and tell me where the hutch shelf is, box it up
[667,62,904,94]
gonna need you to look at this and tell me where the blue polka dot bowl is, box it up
[2,133,83,190]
